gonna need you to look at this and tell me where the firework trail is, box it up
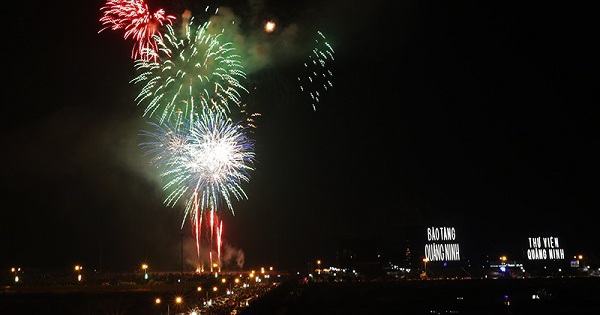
[99,0,176,61]
[192,191,203,258]
[191,192,223,269]
[131,17,248,125]
[297,31,335,111]
[217,220,223,271]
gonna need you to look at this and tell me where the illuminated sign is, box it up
[526,236,565,260]
[424,227,461,261]
[490,263,523,268]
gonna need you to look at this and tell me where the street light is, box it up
[423,258,429,271]
[142,263,149,280]
[197,286,210,304]
[500,256,507,262]
[172,296,183,315]
[11,267,20,283]
[206,286,217,304]
[74,265,82,282]
[317,260,321,275]
[154,297,162,314]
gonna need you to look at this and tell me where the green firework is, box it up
[131,17,248,125]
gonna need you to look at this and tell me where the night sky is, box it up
[2,1,598,272]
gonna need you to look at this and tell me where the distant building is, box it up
[337,238,383,277]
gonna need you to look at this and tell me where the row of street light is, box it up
[7,262,280,285]
[8,265,83,283]
[153,274,256,315]
[154,296,183,315]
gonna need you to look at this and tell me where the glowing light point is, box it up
[264,21,276,33]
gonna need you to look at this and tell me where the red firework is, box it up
[191,192,224,272]
[99,0,176,60]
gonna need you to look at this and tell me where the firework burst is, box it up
[298,31,335,111]
[139,108,256,221]
[131,17,248,125]
[99,0,177,61]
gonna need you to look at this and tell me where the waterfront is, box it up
[245,277,600,315]
[2,277,598,315]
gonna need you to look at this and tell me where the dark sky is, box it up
[2,1,598,272]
